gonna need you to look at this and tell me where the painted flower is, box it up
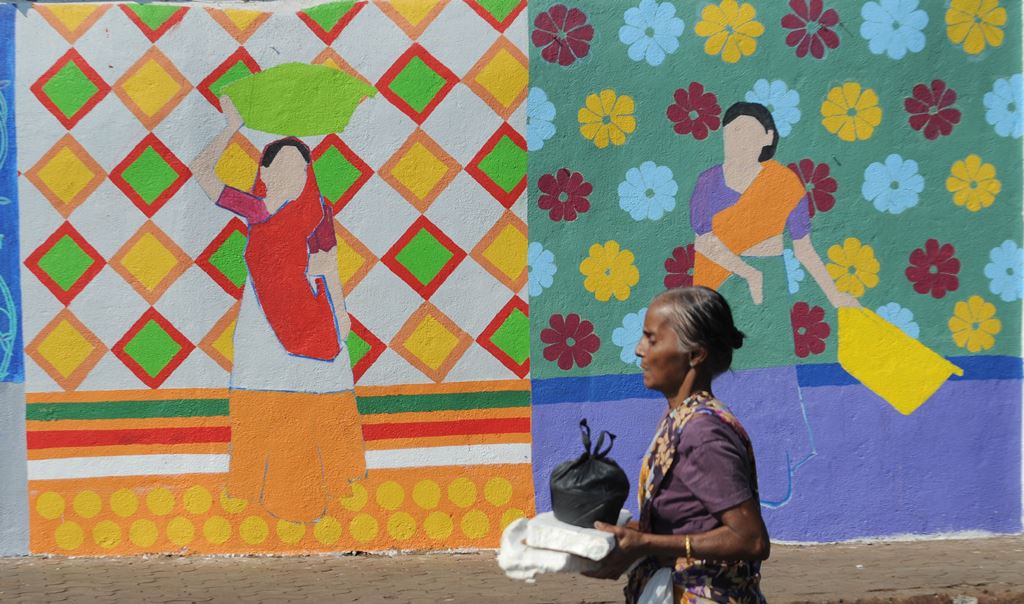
[528,242,557,298]
[983,74,1023,139]
[946,154,1001,212]
[619,0,685,67]
[946,0,1006,55]
[745,79,801,137]
[906,239,960,299]
[859,0,928,60]
[948,295,1001,353]
[618,161,678,221]
[526,88,556,151]
[984,240,1023,302]
[861,154,924,215]
[580,240,640,302]
[821,82,882,142]
[537,168,592,222]
[904,80,961,140]
[784,248,805,294]
[532,4,594,66]
[781,0,840,59]
[826,237,880,298]
[579,89,637,149]
[541,313,601,370]
[790,301,830,358]
[787,158,837,216]
[666,82,721,140]
[663,244,695,289]
[612,307,647,366]
[694,0,764,64]
[875,302,920,339]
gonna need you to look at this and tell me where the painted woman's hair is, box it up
[653,286,745,378]
[260,137,311,167]
[723,101,778,162]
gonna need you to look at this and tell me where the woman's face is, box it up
[723,115,773,165]
[261,145,307,200]
[635,302,692,395]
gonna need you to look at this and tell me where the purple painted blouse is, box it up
[690,165,811,240]
[649,413,755,535]
[216,186,336,253]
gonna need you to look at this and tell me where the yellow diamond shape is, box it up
[36,146,97,206]
[482,224,527,282]
[389,0,443,27]
[211,318,236,364]
[390,143,448,202]
[215,141,259,191]
[404,315,459,371]
[120,58,183,119]
[474,49,527,110]
[222,8,264,30]
[120,232,180,292]
[336,235,367,286]
[37,319,96,379]
[46,4,103,32]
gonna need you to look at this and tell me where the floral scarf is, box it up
[625,391,766,604]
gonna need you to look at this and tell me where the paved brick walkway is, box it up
[2,536,1023,603]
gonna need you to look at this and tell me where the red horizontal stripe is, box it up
[27,427,231,449]
[361,417,531,441]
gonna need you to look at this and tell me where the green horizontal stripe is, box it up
[357,390,531,414]
[26,399,229,421]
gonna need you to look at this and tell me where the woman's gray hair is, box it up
[652,286,745,377]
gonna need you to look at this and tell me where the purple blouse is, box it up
[690,165,811,240]
[649,413,755,536]
[216,186,337,254]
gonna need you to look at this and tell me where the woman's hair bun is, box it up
[730,327,745,350]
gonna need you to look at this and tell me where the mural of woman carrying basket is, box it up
[192,64,376,522]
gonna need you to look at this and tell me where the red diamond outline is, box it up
[197,48,261,111]
[477,296,529,377]
[298,0,366,45]
[463,0,526,32]
[381,216,466,299]
[24,222,105,306]
[312,134,374,211]
[465,122,527,208]
[196,218,248,300]
[112,307,195,389]
[376,44,458,125]
[119,4,189,43]
[30,49,110,130]
[348,315,385,383]
[110,133,191,218]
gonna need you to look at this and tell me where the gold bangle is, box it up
[685,535,693,564]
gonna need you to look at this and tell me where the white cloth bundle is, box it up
[497,510,631,582]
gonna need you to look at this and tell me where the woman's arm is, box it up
[793,234,859,308]
[695,233,763,304]
[308,249,351,342]
[192,97,243,202]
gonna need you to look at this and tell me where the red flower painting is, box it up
[791,302,830,358]
[781,0,840,59]
[537,168,592,222]
[531,4,594,66]
[541,313,601,370]
[666,82,721,140]
[664,244,695,289]
[787,158,837,216]
[904,80,961,140]
[906,239,960,298]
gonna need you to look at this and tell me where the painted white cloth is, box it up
[498,510,632,582]
[230,278,354,393]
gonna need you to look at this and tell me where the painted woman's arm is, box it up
[308,250,351,342]
[695,232,763,304]
[793,235,859,308]
[191,97,242,202]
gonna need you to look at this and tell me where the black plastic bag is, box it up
[549,419,630,528]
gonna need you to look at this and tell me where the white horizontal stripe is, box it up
[28,445,532,480]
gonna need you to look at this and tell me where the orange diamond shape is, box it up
[312,47,373,90]
[26,309,107,391]
[374,0,447,39]
[391,302,472,382]
[380,130,460,212]
[205,7,270,44]
[25,135,106,218]
[109,221,192,304]
[113,47,192,130]
[34,4,111,43]
[199,302,239,372]
[335,219,377,296]
[464,37,528,120]
[471,211,527,291]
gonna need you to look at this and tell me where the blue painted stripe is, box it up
[0,4,22,384]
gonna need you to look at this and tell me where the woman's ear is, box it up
[690,346,709,368]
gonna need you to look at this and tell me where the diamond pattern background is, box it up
[18,0,529,392]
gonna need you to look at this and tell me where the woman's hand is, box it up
[307,249,338,278]
[826,290,860,309]
[582,522,648,580]
[221,96,243,132]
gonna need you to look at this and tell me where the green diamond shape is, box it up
[313,147,362,205]
[209,61,257,99]
[125,4,182,31]
[489,308,529,365]
[475,0,521,23]
[477,136,526,193]
[347,330,371,368]
[42,61,99,119]
[36,235,96,292]
[123,320,182,378]
[208,230,249,289]
[389,57,447,114]
[121,146,179,206]
[302,0,358,32]
[395,228,453,286]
